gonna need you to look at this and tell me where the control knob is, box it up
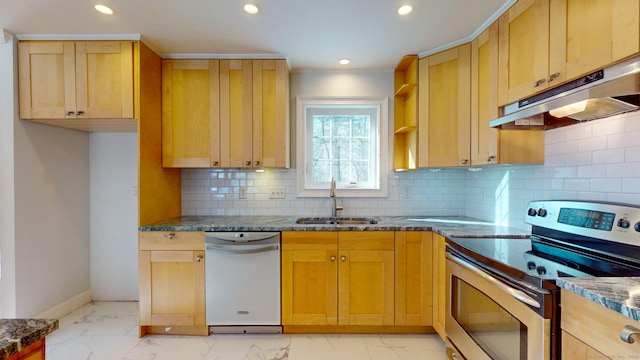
[618,218,631,229]
[527,208,537,217]
[536,266,547,275]
[527,261,536,270]
[634,222,640,232]
[537,208,548,217]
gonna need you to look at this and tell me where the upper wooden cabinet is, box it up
[163,58,289,169]
[19,41,135,124]
[472,22,544,165]
[162,59,220,168]
[498,0,640,106]
[220,59,290,169]
[393,55,419,171]
[418,44,471,168]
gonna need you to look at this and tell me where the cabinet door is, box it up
[281,232,338,326]
[252,59,289,168]
[75,41,134,119]
[338,232,395,326]
[550,0,640,82]
[498,0,550,106]
[418,44,471,168]
[18,41,75,119]
[471,23,499,166]
[220,59,253,168]
[162,59,220,168]
[432,233,446,339]
[139,249,205,326]
[395,231,432,326]
[562,331,611,360]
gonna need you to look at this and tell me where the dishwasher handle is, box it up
[206,244,279,255]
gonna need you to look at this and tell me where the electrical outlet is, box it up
[239,186,247,199]
[269,187,286,199]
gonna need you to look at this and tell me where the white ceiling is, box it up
[2,0,512,71]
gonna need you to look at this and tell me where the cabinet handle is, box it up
[254,160,260,166]
[65,111,75,116]
[212,161,219,167]
[76,111,85,116]
[330,256,336,262]
[533,78,546,87]
[195,255,203,263]
[460,159,468,165]
[245,161,251,166]
[167,233,175,240]
[620,325,640,343]
[487,155,496,162]
[547,72,560,83]
[341,255,347,262]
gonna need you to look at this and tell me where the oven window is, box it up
[452,277,527,360]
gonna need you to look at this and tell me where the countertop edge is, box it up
[557,278,640,322]
[0,318,59,360]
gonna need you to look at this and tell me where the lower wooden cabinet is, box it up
[395,231,432,326]
[138,231,208,336]
[432,233,447,340]
[282,230,432,332]
[561,289,640,359]
[7,339,45,360]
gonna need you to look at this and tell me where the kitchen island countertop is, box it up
[557,277,640,322]
[138,215,530,239]
[0,318,58,359]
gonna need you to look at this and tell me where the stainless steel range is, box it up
[445,200,640,360]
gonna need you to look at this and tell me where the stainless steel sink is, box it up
[295,217,378,225]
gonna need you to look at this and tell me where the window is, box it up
[296,97,388,197]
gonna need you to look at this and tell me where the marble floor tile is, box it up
[46,302,447,360]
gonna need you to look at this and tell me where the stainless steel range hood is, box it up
[490,56,640,130]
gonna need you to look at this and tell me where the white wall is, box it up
[0,34,91,317]
[90,133,138,301]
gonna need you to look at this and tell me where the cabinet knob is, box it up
[460,159,468,165]
[65,111,75,116]
[195,255,203,263]
[330,256,336,262]
[533,78,546,87]
[487,155,496,162]
[547,72,560,83]
[167,233,175,240]
[212,161,219,167]
[341,255,347,262]
[245,161,251,166]
[76,110,85,116]
[254,160,260,166]
[620,325,640,343]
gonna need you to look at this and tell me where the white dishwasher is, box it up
[205,231,282,334]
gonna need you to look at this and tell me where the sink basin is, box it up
[295,217,378,225]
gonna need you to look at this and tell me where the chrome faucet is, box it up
[330,177,343,217]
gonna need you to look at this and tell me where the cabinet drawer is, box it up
[282,231,337,251]
[339,231,395,251]
[139,231,204,251]
[561,289,640,357]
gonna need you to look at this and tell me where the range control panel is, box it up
[526,200,640,246]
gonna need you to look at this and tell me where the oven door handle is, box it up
[206,244,279,254]
[447,252,542,309]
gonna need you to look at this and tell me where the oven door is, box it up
[445,251,551,360]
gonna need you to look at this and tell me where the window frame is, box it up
[296,96,389,198]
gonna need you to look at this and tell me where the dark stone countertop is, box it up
[557,277,640,322]
[138,215,530,239]
[0,318,58,359]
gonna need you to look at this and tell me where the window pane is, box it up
[312,160,330,182]
[352,116,369,137]
[332,116,351,138]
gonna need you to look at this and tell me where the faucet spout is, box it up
[330,177,343,217]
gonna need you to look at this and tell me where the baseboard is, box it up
[33,290,92,319]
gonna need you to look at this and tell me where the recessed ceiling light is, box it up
[339,58,351,65]
[94,4,114,15]
[397,3,414,16]
[243,3,259,15]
